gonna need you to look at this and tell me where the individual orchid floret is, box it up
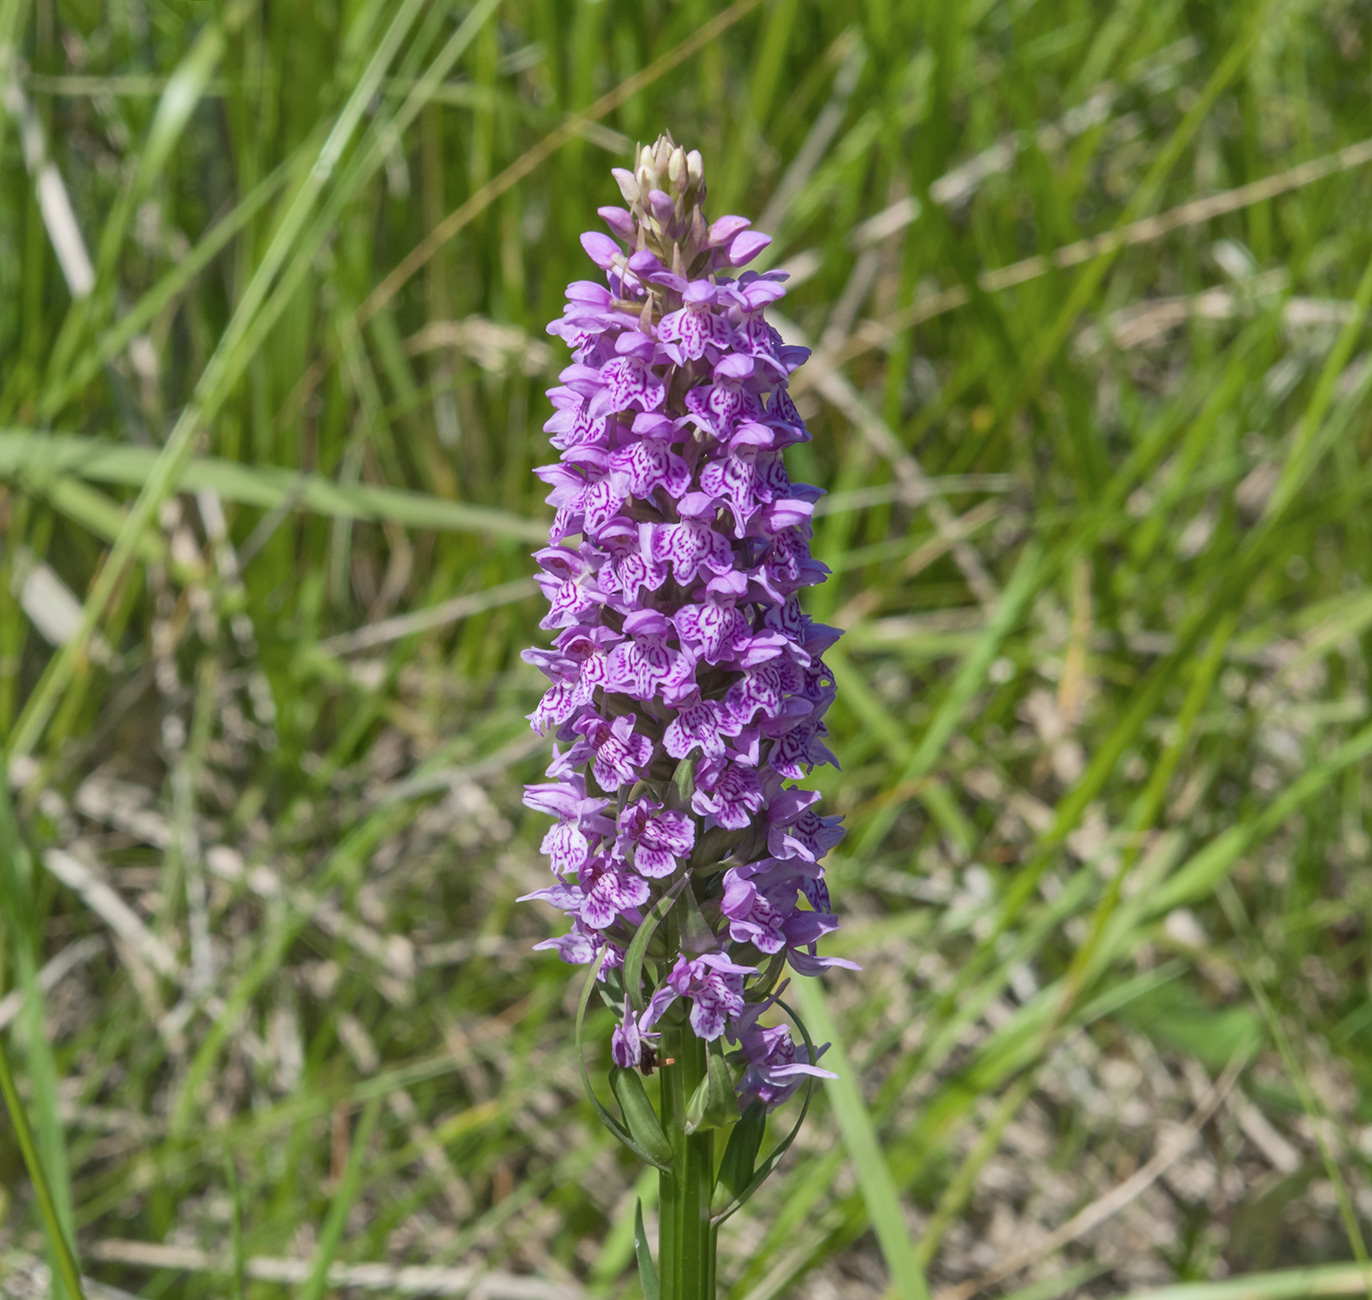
[644,952,756,1041]
[729,987,837,1109]
[618,798,696,878]
[612,997,661,1070]
[569,712,653,790]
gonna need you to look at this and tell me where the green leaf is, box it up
[634,1196,661,1300]
[1116,982,1264,1075]
[711,997,821,1226]
[0,1038,86,1300]
[1111,1262,1372,1300]
[712,1100,767,1214]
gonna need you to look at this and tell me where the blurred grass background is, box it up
[4,0,1372,1296]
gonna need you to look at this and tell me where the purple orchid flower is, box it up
[644,952,756,1042]
[729,986,837,1109]
[521,133,852,1111]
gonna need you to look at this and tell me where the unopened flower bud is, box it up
[612,167,640,205]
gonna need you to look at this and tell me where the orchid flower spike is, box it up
[521,137,853,1258]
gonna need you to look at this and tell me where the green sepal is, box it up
[711,1100,766,1214]
[684,1040,739,1135]
[574,952,671,1173]
[611,1068,674,1167]
[633,1197,660,1300]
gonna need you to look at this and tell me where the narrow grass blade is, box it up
[45,3,233,386]
[912,1069,1038,1269]
[225,1154,246,1300]
[1216,879,1371,1270]
[0,772,81,1299]
[1116,1262,1372,1300]
[1012,0,1279,404]
[791,979,929,1300]
[0,432,546,540]
[5,0,431,761]
[300,1095,382,1300]
[20,470,167,562]
[38,156,292,419]
[852,538,1044,855]
[354,0,767,330]
[0,1035,87,1300]
[1147,717,1372,917]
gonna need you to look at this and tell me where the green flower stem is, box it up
[706,1215,720,1298]
[659,1046,681,1299]
[659,1025,715,1300]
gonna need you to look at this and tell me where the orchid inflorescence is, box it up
[520,135,852,1272]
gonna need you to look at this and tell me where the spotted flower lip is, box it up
[644,953,757,1042]
[521,136,849,1108]
[618,798,695,878]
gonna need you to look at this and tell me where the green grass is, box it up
[4,1,1372,1297]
